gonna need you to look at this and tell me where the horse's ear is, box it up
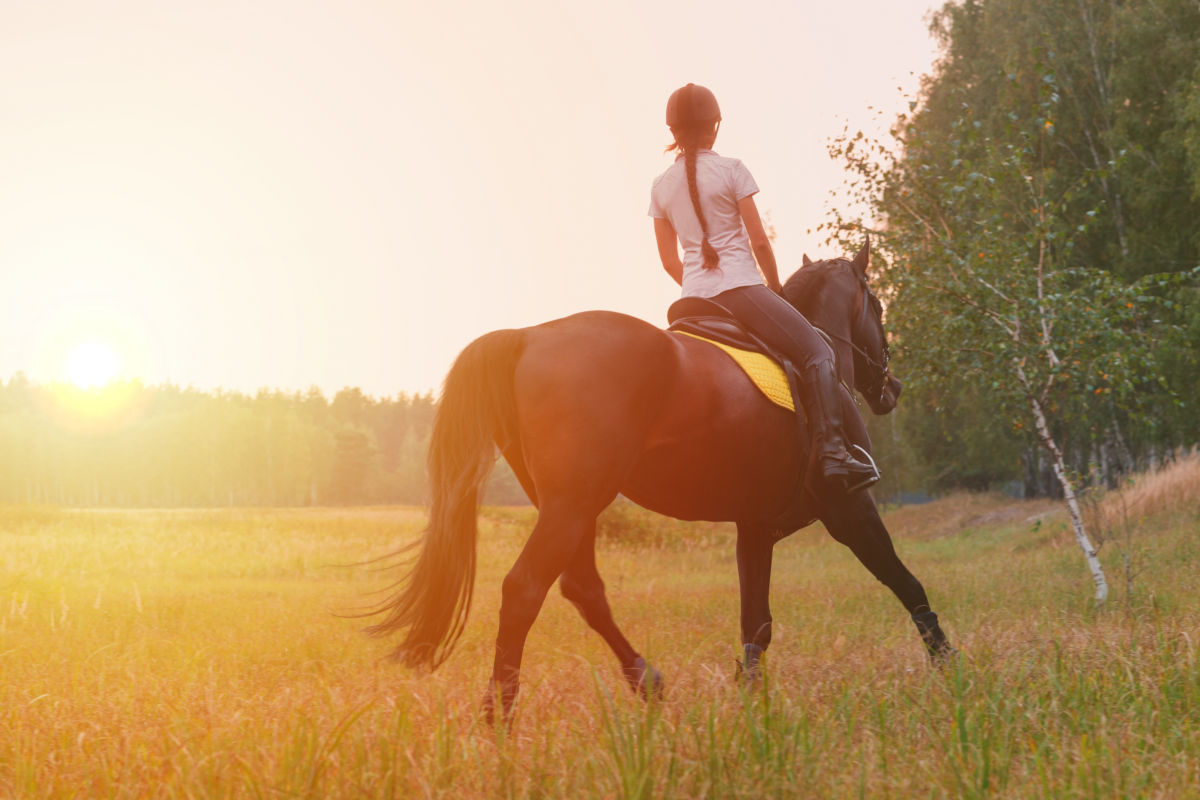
[851,237,870,275]
[802,253,813,266]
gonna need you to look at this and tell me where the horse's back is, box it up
[517,311,675,415]
[510,310,797,522]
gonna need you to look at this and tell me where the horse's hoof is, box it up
[480,692,498,727]
[735,661,760,690]
[481,679,517,727]
[912,610,956,668]
[929,641,960,669]
[736,643,765,689]
[624,656,665,700]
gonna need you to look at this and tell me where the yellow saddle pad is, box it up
[674,330,794,412]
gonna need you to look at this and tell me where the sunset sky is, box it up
[2,0,941,397]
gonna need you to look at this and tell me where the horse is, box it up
[367,240,953,721]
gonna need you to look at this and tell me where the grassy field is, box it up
[1,457,1197,798]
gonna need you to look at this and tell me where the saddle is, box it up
[666,297,820,535]
[667,298,798,413]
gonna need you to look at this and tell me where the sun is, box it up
[66,340,120,389]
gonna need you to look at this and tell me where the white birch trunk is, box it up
[1018,243,1108,603]
[1027,392,1109,603]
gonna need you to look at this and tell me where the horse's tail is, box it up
[365,328,526,669]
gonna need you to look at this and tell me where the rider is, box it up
[649,82,878,494]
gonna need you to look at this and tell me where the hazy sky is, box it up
[1,0,942,397]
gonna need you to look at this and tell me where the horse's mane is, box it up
[782,258,852,301]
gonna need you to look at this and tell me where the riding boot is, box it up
[798,361,880,493]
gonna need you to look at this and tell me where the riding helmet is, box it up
[666,83,721,129]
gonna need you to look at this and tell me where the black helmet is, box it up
[666,83,721,129]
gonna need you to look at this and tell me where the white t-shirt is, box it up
[648,150,763,298]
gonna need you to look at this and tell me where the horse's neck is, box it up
[798,298,856,389]
[820,325,856,389]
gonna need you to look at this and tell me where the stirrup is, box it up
[842,445,880,493]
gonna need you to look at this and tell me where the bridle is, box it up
[813,270,892,405]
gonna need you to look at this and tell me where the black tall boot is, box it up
[798,361,880,493]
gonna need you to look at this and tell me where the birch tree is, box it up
[831,66,1192,602]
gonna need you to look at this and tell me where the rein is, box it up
[813,278,891,404]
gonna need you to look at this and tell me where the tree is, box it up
[327,427,378,504]
[828,4,1195,601]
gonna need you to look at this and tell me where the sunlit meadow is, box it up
[1,456,1198,798]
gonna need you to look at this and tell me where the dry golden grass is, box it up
[0,472,1197,798]
[1093,448,1200,529]
[881,491,1061,542]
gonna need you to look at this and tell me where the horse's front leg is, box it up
[736,522,776,684]
[820,491,956,663]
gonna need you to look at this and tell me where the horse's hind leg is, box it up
[820,493,955,662]
[486,502,597,723]
[559,531,663,699]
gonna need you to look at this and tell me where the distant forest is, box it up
[3,357,1192,510]
[0,376,526,508]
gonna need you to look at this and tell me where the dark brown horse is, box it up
[368,242,953,720]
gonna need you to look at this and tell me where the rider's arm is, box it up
[654,217,684,287]
[738,194,782,294]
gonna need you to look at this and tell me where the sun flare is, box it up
[67,340,120,389]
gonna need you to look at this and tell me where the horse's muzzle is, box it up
[869,374,902,415]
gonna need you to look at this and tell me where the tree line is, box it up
[0,375,529,508]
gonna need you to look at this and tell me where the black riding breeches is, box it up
[711,284,833,372]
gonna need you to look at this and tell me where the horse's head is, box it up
[781,239,902,415]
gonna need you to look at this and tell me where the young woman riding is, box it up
[649,82,878,494]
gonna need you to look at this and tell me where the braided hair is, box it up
[666,84,721,271]
[681,133,720,270]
